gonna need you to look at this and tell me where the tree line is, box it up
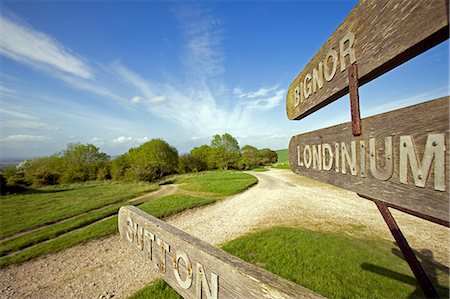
[1,133,277,190]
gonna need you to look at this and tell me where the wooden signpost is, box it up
[118,206,323,299]
[285,0,449,298]
[289,97,449,224]
[286,0,449,120]
[118,1,449,298]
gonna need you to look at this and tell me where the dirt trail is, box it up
[0,169,448,298]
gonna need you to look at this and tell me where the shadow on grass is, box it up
[361,244,449,299]
[1,184,102,196]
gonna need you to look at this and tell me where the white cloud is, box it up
[1,134,51,142]
[1,119,57,130]
[113,62,157,98]
[176,6,224,78]
[0,15,92,79]
[131,96,143,104]
[111,136,149,146]
[0,107,38,120]
[130,95,165,105]
[235,86,286,111]
[90,137,105,146]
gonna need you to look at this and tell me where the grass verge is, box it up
[222,227,449,299]
[175,170,257,196]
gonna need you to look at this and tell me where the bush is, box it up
[23,156,63,186]
[126,139,179,182]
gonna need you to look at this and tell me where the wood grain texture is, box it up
[289,97,449,224]
[286,0,449,120]
[118,206,324,299]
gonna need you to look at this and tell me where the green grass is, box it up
[0,181,157,239]
[275,149,288,164]
[0,203,123,256]
[222,227,449,299]
[251,167,269,172]
[0,215,118,269]
[175,170,257,196]
[273,149,290,169]
[271,163,290,169]
[0,171,257,268]
[129,279,181,299]
[139,194,215,218]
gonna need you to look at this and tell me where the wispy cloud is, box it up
[1,134,51,142]
[111,6,284,141]
[176,6,224,78]
[113,62,166,105]
[0,14,92,79]
[1,119,57,130]
[235,86,286,111]
[0,107,39,120]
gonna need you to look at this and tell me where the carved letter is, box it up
[135,224,144,251]
[341,141,357,176]
[303,73,312,99]
[339,31,356,72]
[322,143,334,171]
[399,134,446,191]
[312,62,324,93]
[125,217,134,243]
[294,86,300,107]
[312,145,322,170]
[173,250,193,290]
[297,145,304,166]
[360,140,366,177]
[196,263,218,299]
[144,230,155,261]
[369,137,393,181]
[303,145,312,168]
[156,239,170,273]
[334,143,340,172]
[324,49,338,82]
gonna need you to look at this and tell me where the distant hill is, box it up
[275,149,288,164]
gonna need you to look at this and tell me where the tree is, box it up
[258,148,278,165]
[127,139,179,182]
[111,153,130,181]
[177,154,205,174]
[61,143,110,183]
[210,133,241,169]
[190,145,212,171]
[239,145,259,170]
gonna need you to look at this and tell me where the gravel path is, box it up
[0,169,448,298]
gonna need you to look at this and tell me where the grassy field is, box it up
[0,181,158,239]
[175,170,257,196]
[131,227,449,299]
[273,149,290,169]
[0,171,257,268]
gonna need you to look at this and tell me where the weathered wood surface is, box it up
[289,97,449,224]
[286,0,449,120]
[118,206,324,299]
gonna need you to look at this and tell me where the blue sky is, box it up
[0,1,448,160]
